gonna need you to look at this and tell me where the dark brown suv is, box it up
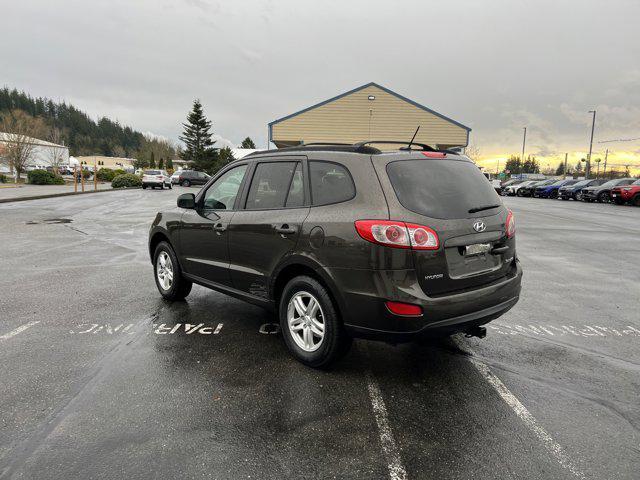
[148,143,522,367]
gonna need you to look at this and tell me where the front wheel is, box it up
[614,198,624,205]
[279,276,352,368]
[153,241,192,300]
[142,185,147,190]
[633,195,640,207]
[549,191,558,199]
[598,192,610,203]
[182,179,191,187]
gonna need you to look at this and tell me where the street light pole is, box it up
[563,153,568,179]
[586,110,596,178]
[521,127,527,161]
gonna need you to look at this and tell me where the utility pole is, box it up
[603,149,608,177]
[586,110,596,178]
[563,153,568,179]
[521,127,527,161]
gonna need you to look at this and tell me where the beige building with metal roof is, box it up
[269,82,470,150]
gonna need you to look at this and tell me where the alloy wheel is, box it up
[287,291,325,352]
[156,251,174,291]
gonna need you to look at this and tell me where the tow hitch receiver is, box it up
[465,326,487,339]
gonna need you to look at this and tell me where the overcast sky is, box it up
[3,0,639,169]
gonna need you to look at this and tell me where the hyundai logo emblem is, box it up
[473,221,486,233]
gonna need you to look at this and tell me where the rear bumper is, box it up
[329,260,522,342]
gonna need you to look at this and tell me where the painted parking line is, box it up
[454,337,586,480]
[0,321,40,341]
[363,344,408,480]
[491,323,640,338]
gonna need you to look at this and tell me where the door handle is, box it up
[213,223,227,233]
[275,224,297,235]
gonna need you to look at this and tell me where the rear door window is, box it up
[245,162,297,210]
[386,159,501,219]
[309,161,355,206]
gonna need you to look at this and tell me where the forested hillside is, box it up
[0,87,174,161]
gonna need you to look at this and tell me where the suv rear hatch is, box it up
[375,154,516,296]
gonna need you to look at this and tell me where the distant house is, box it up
[0,132,69,171]
[75,156,135,171]
[269,82,471,150]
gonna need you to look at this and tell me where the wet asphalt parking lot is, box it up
[0,188,639,480]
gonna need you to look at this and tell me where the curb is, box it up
[0,187,142,204]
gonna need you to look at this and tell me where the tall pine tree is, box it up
[240,137,256,149]
[179,99,217,172]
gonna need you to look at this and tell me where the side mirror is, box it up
[177,193,196,209]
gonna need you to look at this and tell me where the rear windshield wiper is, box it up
[468,204,501,213]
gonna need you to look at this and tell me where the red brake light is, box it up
[355,220,439,250]
[385,301,423,316]
[506,210,516,238]
[421,152,446,158]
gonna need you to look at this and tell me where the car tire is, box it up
[279,275,352,368]
[182,180,191,187]
[153,241,192,301]
[633,195,640,207]
[168,183,172,190]
[160,183,164,190]
[613,198,624,205]
[598,192,609,203]
[549,191,558,199]
[142,185,147,189]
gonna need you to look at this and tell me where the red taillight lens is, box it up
[406,223,439,250]
[385,301,423,316]
[421,152,446,158]
[354,220,439,250]
[506,210,516,238]
[156,176,163,179]
[355,220,410,248]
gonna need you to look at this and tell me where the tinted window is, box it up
[144,170,161,175]
[309,161,355,206]
[202,165,247,210]
[245,162,297,210]
[285,163,304,207]
[386,159,501,219]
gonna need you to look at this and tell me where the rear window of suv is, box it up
[386,159,500,219]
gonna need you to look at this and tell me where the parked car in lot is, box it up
[611,179,640,206]
[503,180,537,196]
[142,170,172,189]
[173,170,211,187]
[518,179,553,197]
[581,178,636,203]
[534,179,581,199]
[499,179,524,195]
[148,142,522,367]
[558,179,603,200]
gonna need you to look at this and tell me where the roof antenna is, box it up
[406,126,420,150]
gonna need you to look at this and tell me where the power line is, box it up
[597,137,640,143]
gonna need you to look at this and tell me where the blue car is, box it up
[533,179,580,199]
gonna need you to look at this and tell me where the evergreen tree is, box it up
[158,158,165,169]
[149,151,156,168]
[218,146,235,166]
[167,158,173,170]
[179,99,217,172]
[555,162,565,175]
[240,137,256,149]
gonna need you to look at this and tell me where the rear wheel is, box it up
[598,192,610,203]
[182,179,191,187]
[279,276,351,368]
[142,185,147,190]
[633,195,640,207]
[549,191,558,199]
[153,241,192,300]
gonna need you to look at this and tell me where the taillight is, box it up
[385,301,423,316]
[506,210,516,238]
[156,176,163,180]
[354,220,439,250]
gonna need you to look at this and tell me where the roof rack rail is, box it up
[243,141,460,158]
[352,140,438,151]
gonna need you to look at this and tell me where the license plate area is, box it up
[464,243,491,256]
